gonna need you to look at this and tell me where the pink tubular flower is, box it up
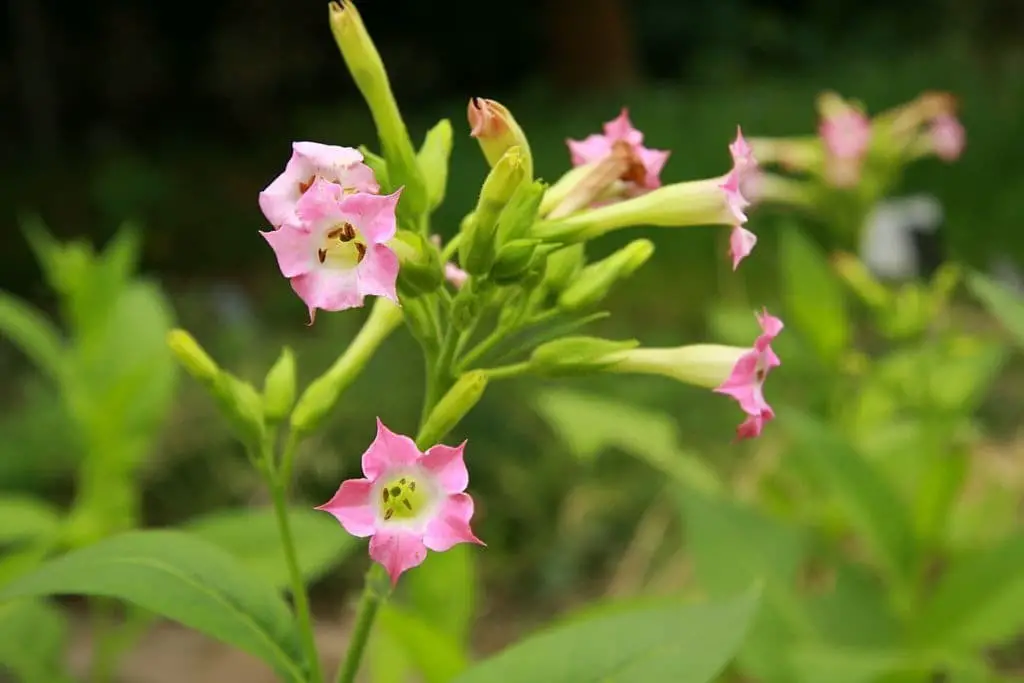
[259,142,380,228]
[262,178,401,323]
[819,109,871,188]
[713,309,783,440]
[316,419,485,585]
[930,113,965,162]
[567,108,670,192]
[723,127,759,269]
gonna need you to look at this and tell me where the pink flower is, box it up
[316,419,485,585]
[729,227,758,271]
[567,108,670,192]
[713,309,783,440]
[262,178,401,323]
[930,113,965,162]
[259,142,380,228]
[819,110,871,187]
[722,127,759,269]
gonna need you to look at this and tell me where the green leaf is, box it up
[0,495,62,546]
[533,388,722,495]
[404,543,476,642]
[966,270,1024,349]
[0,291,65,382]
[789,645,902,683]
[0,599,72,683]
[378,604,470,683]
[451,589,759,683]
[680,490,812,682]
[911,533,1024,649]
[780,410,916,582]
[0,530,307,682]
[778,226,850,365]
[184,507,356,592]
[805,561,900,649]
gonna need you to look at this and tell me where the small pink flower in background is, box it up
[316,419,485,585]
[259,142,380,228]
[819,109,871,187]
[722,126,759,269]
[930,113,965,162]
[714,309,783,440]
[567,108,670,192]
[430,235,469,289]
[263,178,401,323]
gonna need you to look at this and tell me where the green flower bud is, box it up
[329,1,427,219]
[557,239,654,311]
[167,329,219,386]
[263,346,297,424]
[416,371,489,447]
[212,374,266,448]
[460,147,527,276]
[391,230,443,298]
[530,336,640,376]
[417,119,453,212]
[491,239,539,283]
[496,179,546,246]
[467,98,534,180]
[542,244,586,293]
[450,285,481,332]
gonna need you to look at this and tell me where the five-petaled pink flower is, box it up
[930,113,965,162]
[316,419,485,585]
[819,110,871,187]
[567,108,670,192]
[259,142,380,228]
[722,126,759,270]
[714,309,783,440]
[263,178,401,323]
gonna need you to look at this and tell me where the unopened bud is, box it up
[417,119,453,212]
[416,371,489,448]
[542,244,586,293]
[496,179,546,246]
[467,98,533,179]
[263,346,297,424]
[168,329,219,386]
[491,239,539,283]
[558,239,654,311]
[460,147,527,275]
[329,1,427,218]
[391,230,443,297]
[213,374,266,448]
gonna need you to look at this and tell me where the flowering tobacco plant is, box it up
[0,2,777,682]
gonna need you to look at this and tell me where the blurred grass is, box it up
[1,45,1023,604]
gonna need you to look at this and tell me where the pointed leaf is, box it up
[0,496,62,546]
[0,530,307,682]
[451,589,759,683]
[379,604,470,683]
[966,270,1024,349]
[0,291,64,382]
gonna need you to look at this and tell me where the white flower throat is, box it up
[318,222,367,269]
[379,475,428,522]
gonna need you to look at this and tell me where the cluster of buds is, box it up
[235,0,787,584]
[744,90,966,229]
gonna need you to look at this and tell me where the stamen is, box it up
[390,486,402,497]
[355,243,367,263]
[384,509,394,521]
[317,249,327,264]
[382,489,389,502]
[328,223,357,242]
[402,499,412,510]
[408,481,416,492]
[298,176,316,194]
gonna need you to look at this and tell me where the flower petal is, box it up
[294,177,345,225]
[356,244,400,303]
[262,224,317,278]
[567,135,612,167]
[292,142,380,194]
[729,226,757,270]
[290,268,362,322]
[444,262,468,289]
[756,309,785,343]
[423,493,484,552]
[369,530,428,585]
[603,108,644,146]
[361,418,421,480]
[419,441,469,494]
[315,479,376,537]
[337,189,402,245]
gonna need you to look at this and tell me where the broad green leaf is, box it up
[0,291,65,382]
[404,542,476,641]
[184,507,356,591]
[789,645,902,683]
[0,599,72,683]
[451,589,759,683]
[0,496,62,546]
[368,625,414,683]
[966,270,1024,349]
[680,490,812,683]
[378,604,470,683]
[533,388,721,494]
[778,227,850,365]
[0,544,52,587]
[911,534,1024,649]
[0,530,307,682]
[780,410,916,582]
[805,561,899,648]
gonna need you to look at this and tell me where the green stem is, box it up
[88,598,119,683]
[333,563,389,683]
[268,445,324,683]
[458,327,505,371]
[484,361,531,381]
